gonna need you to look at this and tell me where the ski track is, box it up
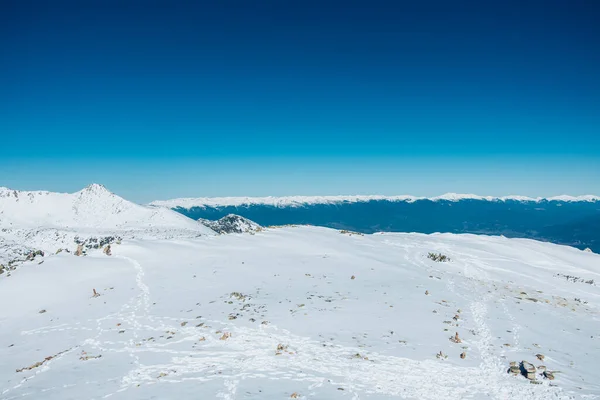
[4,249,576,400]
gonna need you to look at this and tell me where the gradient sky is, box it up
[1,0,599,202]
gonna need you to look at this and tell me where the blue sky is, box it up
[1,0,599,202]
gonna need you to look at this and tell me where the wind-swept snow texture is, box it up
[1,226,599,399]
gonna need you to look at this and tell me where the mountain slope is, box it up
[0,184,214,233]
[0,226,598,399]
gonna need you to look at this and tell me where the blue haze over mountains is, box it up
[171,200,600,252]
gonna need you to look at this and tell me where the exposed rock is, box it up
[74,244,84,256]
[428,252,450,262]
[520,360,537,380]
[536,353,544,361]
[584,248,593,253]
[230,292,248,301]
[340,230,364,236]
[16,348,70,372]
[103,245,111,256]
[276,343,289,355]
[75,236,121,250]
[450,332,462,343]
[508,361,520,375]
[198,214,262,234]
[26,250,44,261]
[460,352,466,359]
[544,370,555,380]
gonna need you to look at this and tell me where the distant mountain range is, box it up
[151,193,600,208]
[153,194,600,252]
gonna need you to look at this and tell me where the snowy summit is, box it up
[0,184,213,232]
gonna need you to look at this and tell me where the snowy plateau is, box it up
[0,185,599,400]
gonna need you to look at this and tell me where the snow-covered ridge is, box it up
[0,184,214,233]
[150,193,600,208]
[199,214,262,234]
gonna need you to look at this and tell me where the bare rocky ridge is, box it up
[198,214,262,234]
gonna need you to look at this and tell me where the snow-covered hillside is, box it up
[199,214,262,234]
[1,185,599,399]
[0,184,214,269]
[150,193,600,208]
[1,225,599,399]
[0,184,214,232]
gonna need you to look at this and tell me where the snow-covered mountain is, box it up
[199,214,262,234]
[150,193,600,208]
[0,184,215,269]
[0,184,214,232]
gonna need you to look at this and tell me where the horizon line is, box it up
[2,184,599,206]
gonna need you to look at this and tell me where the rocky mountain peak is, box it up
[199,214,262,234]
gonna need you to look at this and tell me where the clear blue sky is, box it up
[1,0,599,202]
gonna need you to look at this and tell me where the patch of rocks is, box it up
[74,235,121,250]
[198,214,262,234]
[508,360,559,383]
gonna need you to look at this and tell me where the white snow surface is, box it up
[0,184,214,233]
[1,185,599,399]
[150,193,600,208]
[1,224,599,399]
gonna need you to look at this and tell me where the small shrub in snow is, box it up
[428,252,450,262]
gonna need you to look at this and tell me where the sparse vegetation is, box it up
[340,230,364,236]
[16,348,71,372]
[554,273,595,285]
[427,252,450,262]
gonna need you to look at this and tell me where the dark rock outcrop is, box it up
[198,214,262,235]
